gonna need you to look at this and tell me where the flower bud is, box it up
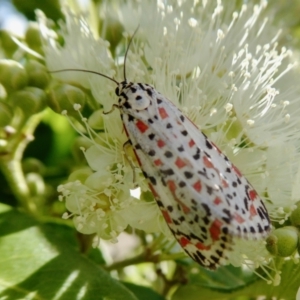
[72,136,93,163]
[104,21,124,53]
[224,118,243,141]
[0,100,13,127]
[266,226,298,257]
[0,30,18,56]
[26,172,45,197]
[0,84,7,100]
[68,168,93,183]
[88,109,104,129]
[141,190,155,202]
[0,60,28,92]
[25,60,50,89]
[8,87,47,117]
[22,158,45,175]
[47,83,86,116]
[290,201,300,226]
[25,22,43,54]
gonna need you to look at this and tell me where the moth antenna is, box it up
[123,25,140,82]
[49,69,119,85]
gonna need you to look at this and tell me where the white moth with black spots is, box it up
[52,31,271,269]
[116,80,270,269]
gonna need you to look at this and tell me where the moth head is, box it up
[118,82,152,111]
[115,81,127,97]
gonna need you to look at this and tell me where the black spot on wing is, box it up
[128,115,135,122]
[179,181,186,188]
[205,139,213,149]
[138,83,146,90]
[193,148,201,160]
[167,205,173,212]
[204,151,211,158]
[164,151,173,158]
[206,185,213,195]
[148,150,156,156]
[149,176,157,185]
[161,169,175,176]
[184,171,193,179]
[123,101,131,109]
[181,130,188,136]
[148,133,155,140]
[146,89,152,97]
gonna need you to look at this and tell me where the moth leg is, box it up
[123,140,138,187]
[103,104,120,115]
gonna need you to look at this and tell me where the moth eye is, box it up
[115,86,120,96]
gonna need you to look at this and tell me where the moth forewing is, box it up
[117,82,271,269]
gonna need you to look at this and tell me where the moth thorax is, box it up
[126,86,151,110]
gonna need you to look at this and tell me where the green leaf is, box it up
[187,264,257,291]
[12,0,63,21]
[0,203,137,300]
[270,259,300,299]
[173,261,300,299]
[123,282,165,300]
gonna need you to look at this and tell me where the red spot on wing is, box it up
[193,180,202,193]
[180,236,211,250]
[234,213,245,224]
[249,204,257,217]
[196,242,211,250]
[222,179,229,188]
[162,210,172,224]
[154,159,163,166]
[167,180,176,193]
[179,201,191,214]
[209,219,222,241]
[203,156,214,168]
[214,197,222,205]
[157,139,165,148]
[175,157,187,168]
[248,189,257,201]
[166,179,190,214]
[179,236,190,247]
[158,107,169,119]
[136,120,149,133]
[189,139,195,147]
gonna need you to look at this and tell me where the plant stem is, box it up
[104,250,186,271]
[0,113,43,216]
[104,252,148,271]
[0,158,37,214]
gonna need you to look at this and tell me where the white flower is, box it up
[39,0,300,282]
